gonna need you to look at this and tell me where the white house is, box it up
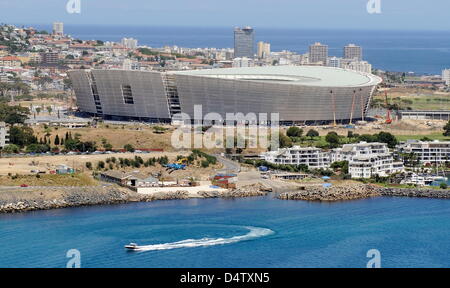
[261,146,330,169]
[262,142,403,178]
[0,122,9,148]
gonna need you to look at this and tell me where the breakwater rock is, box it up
[379,187,450,199]
[0,186,133,213]
[278,183,450,202]
[278,184,381,202]
[0,183,270,213]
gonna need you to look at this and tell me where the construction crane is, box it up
[385,90,393,124]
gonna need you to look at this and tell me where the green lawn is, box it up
[395,133,450,142]
[293,133,450,148]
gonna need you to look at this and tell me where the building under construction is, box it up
[68,66,382,125]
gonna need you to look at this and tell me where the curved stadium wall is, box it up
[68,66,382,125]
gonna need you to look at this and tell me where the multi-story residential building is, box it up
[261,142,403,178]
[234,27,255,59]
[232,57,254,68]
[349,154,404,179]
[342,60,372,73]
[52,22,64,36]
[121,38,138,50]
[0,122,9,148]
[333,142,404,178]
[331,142,390,162]
[442,69,450,86]
[309,42,328,65]
[327,56,341,68]
[344,44,362,61]
[0,56,21,67]
[257,41,271,59]
[397,140,450,165]
[261,146,331,170]
[41,52,59,64]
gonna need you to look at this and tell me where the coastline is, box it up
[278,183,450,202]
[0,184,269,214]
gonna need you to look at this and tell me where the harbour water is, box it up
[30,25,450,75]
[1,196,450,268]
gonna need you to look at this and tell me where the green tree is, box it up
[279,133,293,148]
[306,129,319,139]
[325,132,340,148]
[124,144,135,152]
[54,135,60,146]
[444,120,450,137]
[25,144,50,153]
[0,103,30,125]
[9,126,37,147]
[377,131,398,149]
[286,127,303,138]
[201,160,210,168]
[2,144,20,154]
[97,161,105,170]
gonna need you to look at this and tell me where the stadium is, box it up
[68,66,382,125]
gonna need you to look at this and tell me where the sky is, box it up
[1,0,450,30]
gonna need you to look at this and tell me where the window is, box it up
[122,85,134,104]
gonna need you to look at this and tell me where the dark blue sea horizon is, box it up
[1,196,450,268]
[24,24,450,75]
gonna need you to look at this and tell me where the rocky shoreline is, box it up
[0,184,269,214]
[278,183,450,202]
[3,182,450,213]
[379,187,450,199]
[278,184,381,202]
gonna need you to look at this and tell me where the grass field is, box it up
[395,133,450,142]
[373,88,450,111]
[0,173,98,187]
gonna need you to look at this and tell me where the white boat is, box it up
[124,243,139,250]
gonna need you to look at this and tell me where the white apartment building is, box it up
[397,140,450,165]
[342,60,372,74]
[0,122,9,148]
[442,69,450,86]
[327,56,341,68]
[232,57,254,68]
[332,142,403,178]
[261,142,402,178]
[261,146,331,169]
[349,154,404,179]
[52,22,64,36]
[121,38,138,49]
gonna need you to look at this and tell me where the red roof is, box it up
[0,56,21,61]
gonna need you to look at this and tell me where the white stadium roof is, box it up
[172,65,382,88]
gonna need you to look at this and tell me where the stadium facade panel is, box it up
[68,66,382,124]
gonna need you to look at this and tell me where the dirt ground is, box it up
[0,151,222,183]
[310,118,446,137]
[0,152,185,175]
[33,124,176,151]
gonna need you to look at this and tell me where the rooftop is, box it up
[172,65,382,87]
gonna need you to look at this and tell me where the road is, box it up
[215,155,241,174]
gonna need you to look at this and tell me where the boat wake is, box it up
[130,226,274,252]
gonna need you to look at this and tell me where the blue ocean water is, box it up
[1,196,450,268]
[34,24,450,75]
